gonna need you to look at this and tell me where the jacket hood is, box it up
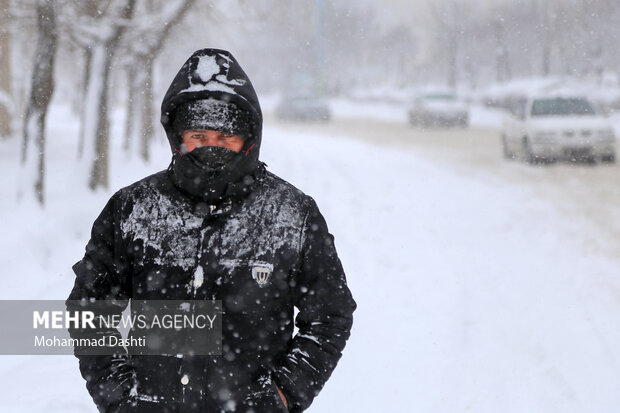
[161,48,263,162]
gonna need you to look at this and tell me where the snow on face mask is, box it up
[187,146,238,171]
[170,145,241,201]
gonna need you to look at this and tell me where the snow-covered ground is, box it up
[1,100,620,412]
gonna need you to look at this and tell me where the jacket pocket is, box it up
[132,356,182,405]
[241,372,289,413]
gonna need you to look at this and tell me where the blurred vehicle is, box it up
[502,95,616,163]
[275,95,331,122]
[408,93,469,128]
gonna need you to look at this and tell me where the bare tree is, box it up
[64,0,136,190]
[21,0,57,205]
[0,0,12,137]
[536,0,558,77]
[122,0,195,162]
[494,14,511,83]
[429,0,467,89]
[375,26,417,87]
[574,0,619,83]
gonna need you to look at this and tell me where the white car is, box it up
[502,96,616,163]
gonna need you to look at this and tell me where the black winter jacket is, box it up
[67,167,356,413]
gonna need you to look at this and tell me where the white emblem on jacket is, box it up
[220,259,274,287]
[252,265,272,287]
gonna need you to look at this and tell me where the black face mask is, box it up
[186,146,238,171]
[169,145,262,203]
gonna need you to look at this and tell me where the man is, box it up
[66,48,356,413]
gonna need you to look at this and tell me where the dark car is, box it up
[408,93,469,128]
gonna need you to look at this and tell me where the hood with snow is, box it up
[160,48,263,202]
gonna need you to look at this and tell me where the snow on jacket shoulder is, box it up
[67,169,356,413]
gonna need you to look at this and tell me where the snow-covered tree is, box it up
[66,0,136,191]
[428,0,475,88]
[0,0,12,138]
[494,13,511,83]
[121,0,195,162]
[21,0,57,205]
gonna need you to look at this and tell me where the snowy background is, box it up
[3,0,620,412]
[2,98,620,412]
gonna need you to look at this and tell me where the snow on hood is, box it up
[160,49,263,156]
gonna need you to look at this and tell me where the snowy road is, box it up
[264,111,620,412]
[1,104,620,412]
[267,112,620,263]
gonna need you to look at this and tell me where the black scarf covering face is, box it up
[169,146,261,203]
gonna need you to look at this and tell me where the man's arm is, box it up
[66,194,137,413]
[272,198,356,412]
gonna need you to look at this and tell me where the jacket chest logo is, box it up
[252,265,272,287]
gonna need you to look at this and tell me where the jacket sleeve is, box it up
[65,193,137,413]
[272,198,357,412]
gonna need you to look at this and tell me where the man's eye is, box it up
[191,134,204,139]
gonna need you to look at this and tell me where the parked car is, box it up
[408,93,469,128]
[502,95,616,163]
[275,95,331,122]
